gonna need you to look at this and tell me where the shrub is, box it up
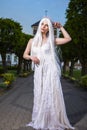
[7,66,17,70]
[0,73,15,90]
[0,67,4,74]
[80,75,87,88]
[2,73,15,84]
[19,70,33,77]
[0,82,9,89]
[19,72,30,77]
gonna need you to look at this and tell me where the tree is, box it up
[14,32,33,74]
[61,25,78,76]
[65,0,87,75]
[0,18,22,72]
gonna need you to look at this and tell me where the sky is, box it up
[0,0,70,35]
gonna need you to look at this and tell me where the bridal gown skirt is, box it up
[26,58,74,130]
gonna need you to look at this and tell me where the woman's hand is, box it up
[53,22,62,29]
[30,56,40,64]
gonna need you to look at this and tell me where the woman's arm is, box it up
[54,22,72,45]
[23,38,33,60]
[23,38,40,64]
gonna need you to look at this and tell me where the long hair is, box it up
[31,17,61,76]
[32,17,54,47]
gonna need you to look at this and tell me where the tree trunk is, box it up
[17,57,23,74]
[23,60,26,71]
[1,53,7,72]
[62,60,67,74]
[81,62,87,76]
[69,59,75,77]
[80,58,87,76]
[23,60,30,71]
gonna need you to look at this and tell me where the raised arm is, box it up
[54,22,72,45]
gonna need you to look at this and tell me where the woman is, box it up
[23,17,75,130]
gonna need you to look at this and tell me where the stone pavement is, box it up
[0,73,87,130]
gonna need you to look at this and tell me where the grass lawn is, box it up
[62,69,81,80]
[72,69,81,80]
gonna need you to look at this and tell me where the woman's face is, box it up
[41,20,49,34]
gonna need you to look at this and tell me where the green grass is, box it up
[73,69,81,80]
[62,69,81,80]
[7,70,17,76]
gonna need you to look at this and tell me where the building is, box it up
[0,53,18,66]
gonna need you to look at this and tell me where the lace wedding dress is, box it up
[26,41,74,130]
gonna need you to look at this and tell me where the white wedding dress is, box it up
[26,41,74,130]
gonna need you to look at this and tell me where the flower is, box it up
[4,81,10,85]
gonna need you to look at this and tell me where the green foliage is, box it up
[62,69,81,80]
[0,66,4,74]
[19,70,33,77]
[73,69,81,80]
[0,73,15,89]
[0,17,33,74]
[14,32,33,57]
[0,82,8,89]
[65,0,87,75]
[80,75,87,88]
[7,66,17,70]
[0,18,22,52]
[14,33,33,74]
[0,18,23,72]
[19,72,29,77]
[2,73,15,84]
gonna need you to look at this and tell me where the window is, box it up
[14,55,17,62]
[7,55,11,61]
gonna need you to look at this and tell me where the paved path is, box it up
[0,73,87,130]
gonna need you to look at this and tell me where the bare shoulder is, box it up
[30,38,33,42]
[28,38,33,45]
[27,38,33,48]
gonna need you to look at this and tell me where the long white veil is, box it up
[31,17,61,77]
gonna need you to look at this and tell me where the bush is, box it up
[19,70,33,77]
[0,82,9,89]
[0,73,15,89]
[7,66,17,70]
[0,67,4,74]
[80,75,87,88]
[19,72,30,77]
[2,73,15,84]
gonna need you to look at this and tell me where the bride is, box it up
[23,17,75,130]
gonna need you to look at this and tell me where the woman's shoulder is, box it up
[29,38,34,43]
[27,38,34,45]
[26,38,34,49]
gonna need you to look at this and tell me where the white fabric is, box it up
[26,42,74,130]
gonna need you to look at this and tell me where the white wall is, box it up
[0,53,18,66]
